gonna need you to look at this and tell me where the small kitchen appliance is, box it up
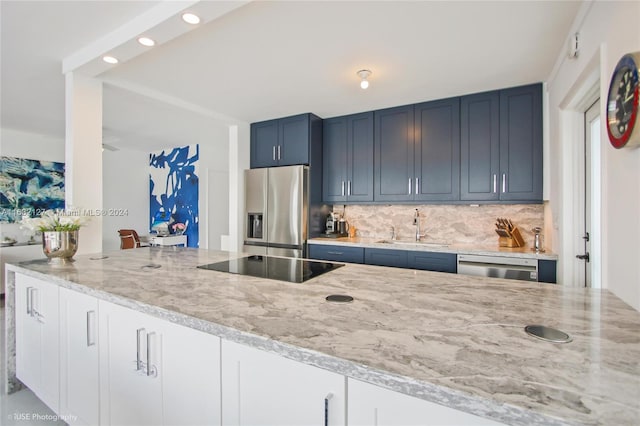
[337,218,349,236]
[325,212,338,235]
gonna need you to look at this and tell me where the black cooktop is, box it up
[197,255,344,283]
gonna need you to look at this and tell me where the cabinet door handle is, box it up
[272,146,276,161]
[86,311,96,347]
[277,145,281,160]
[341,181,345,197]
[146,332,157,377]
[415,178,419,195]
[136,328,145,371]
[26,286,33,316]
[347,180,351,196]
[324,392,334,426]
[493,174,497,193]
[408,179,412,195]
[502,173,506,193]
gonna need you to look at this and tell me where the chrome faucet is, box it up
[414,209,426,241]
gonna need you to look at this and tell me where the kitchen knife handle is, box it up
[493,174,497,193]
[408,179,412,195]
[341,181,345,197]
[502,173,506,193]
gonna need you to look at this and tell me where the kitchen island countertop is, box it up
[4,247,638,426]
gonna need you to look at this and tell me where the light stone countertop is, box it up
[5,247,638,426]
[309,236,559,260]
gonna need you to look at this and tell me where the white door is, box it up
[576,100,602,288]
[15,274,59,413]
[99,301,163,426]
[221,339,346,426]
[348,378,503,426]
[59,288,99,425]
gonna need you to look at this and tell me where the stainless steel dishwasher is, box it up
[457,254,538,282]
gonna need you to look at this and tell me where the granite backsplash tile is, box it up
[333,204,544,246]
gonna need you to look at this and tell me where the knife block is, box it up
[498,227,525,248]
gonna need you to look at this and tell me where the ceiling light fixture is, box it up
[102,55,119,64]
[137,37,156,47]
[357,69,372,89]
[182,13,201,25]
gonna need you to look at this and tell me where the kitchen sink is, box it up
[376,240,449,248]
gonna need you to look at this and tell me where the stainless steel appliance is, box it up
[197,255,343,283]
[244,165,311,258]
[457,254,538,282]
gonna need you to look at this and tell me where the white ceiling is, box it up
[1,1,583,151]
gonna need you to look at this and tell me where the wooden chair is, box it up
[118,229,146,249]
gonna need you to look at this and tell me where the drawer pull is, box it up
[327,251,343,255]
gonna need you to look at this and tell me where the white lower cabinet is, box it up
[98,300,221,426]
[59,287,99,425]
[348,378,503,426]
[221,339,346,426]
[15,273,59,413]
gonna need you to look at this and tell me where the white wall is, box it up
[547,1,640,309]
[0,127,65,242]
[102,148,150,251]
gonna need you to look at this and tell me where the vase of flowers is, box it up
[172,222,186,235]
[21,209,88,265]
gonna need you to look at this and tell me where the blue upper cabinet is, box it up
[374,105,415,202]
[461,84,542,203]
[374,100,460,203]
[250,113,321,168]
[323,112,374,203]
[499,84,543,202]
[414,98,460,202]
[461,91,501,201]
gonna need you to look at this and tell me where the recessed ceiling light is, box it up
[102,56,119,64]
[137,37,155,47]
[182,13,201,25]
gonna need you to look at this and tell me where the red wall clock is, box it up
[607,52,640,148]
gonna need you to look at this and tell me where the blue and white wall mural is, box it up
[0,156,65,223]
[149,145,199,248]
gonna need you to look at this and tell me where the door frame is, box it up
[557,52,602,287]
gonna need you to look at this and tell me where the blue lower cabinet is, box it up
[538,260,557,284]
[407,251,457,273]
[308,244,365,264]
[364,248,408,268]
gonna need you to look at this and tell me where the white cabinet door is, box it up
[221,339,345,426]
[348,379,504,426]
[15,273,59,413]
[59,288,99,425]
[99,300,221,426]
[99,301,163,426]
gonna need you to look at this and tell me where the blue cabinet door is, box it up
[346,112,374,202]
[414,98,460,202]
[499,84,543,202]
[374,105,414,202]
[407,251,457,273]
[308,244,364,264]
[251,119,279,168]
[323,117,349,203]
[538,260,557,283]
[460,91,500,201]
[279,114,310,166]
[364,248,408,268]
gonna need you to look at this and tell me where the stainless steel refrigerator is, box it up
[244,165,311,258]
